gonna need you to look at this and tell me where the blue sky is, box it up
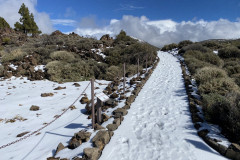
[1,0,240,46]
[35,0,240,32]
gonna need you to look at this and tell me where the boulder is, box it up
[83,148,100,160]
[102,113,110,122]
[47,157,59,160]
[197,129,209,138]
[92,130,110,150]
[16,131,29,137]
[68,137,81,149]
[106,124,118,131]
[30,105,40,111]
[94,123,105,130]
[80,96,89,104]
[41,93,54,97]
[74,130,92,142]
[113,118,121,126]
[112,86,118,92]
[73,83,80,87]
[126,95,135,104]
[110,92,118,99]
[55,142,65,156]
[113,108,128,116]
[54,86,66,90]
[105,98,116,107]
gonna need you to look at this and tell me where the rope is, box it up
[0,81,91,150]
[94,80,109,86]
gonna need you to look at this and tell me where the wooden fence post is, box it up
[91,79,95,129]
[123,63,126,94]
[137,58,139,77]
[97,98,102,124]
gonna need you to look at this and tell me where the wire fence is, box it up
[0,82,91,150]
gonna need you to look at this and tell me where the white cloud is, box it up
[0,0,54,34]
[73,15,240,47]
[51,19,77,27]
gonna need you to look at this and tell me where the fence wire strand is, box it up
[0,82,91,150]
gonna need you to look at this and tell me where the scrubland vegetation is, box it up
[163,39,240,143]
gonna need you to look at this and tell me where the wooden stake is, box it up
[97,98,102,124]
[91,79,95,129]
[137,58,139,77]
[123,63,126,94]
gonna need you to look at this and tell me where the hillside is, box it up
[0,29,158,82]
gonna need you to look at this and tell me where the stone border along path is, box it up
[179,55,240,160]
[47,57,160,160]
[99,51,226,160]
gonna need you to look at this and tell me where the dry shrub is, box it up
[198,77,239,96]
[46,60,92,82]
[218,46,240,58]
[195,67,228,84]
[1,49,27,63]
[184,50,223,67]
[105,65,121,80]
[50,51,75,62]
[179,44,209,54]
[184,57,213,74]
[0,64,4,76]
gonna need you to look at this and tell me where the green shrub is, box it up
[184,57,214,74]
[201,41,221,49]
[194,67,228,84]
[2,37,11,45]
[198,77,239,96]
[202,93,230,123]
[179,44,209,54]
[1,49,27,63]
[184,50,223,67]
[46,60,93,82]
[218,46,240,58]
[161,43,178,51]
[105,65,121,80]
[50,51,75,62]
[230,73,240,86]
[178,40,193,49]
[0,65,4,76]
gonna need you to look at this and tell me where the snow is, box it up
[9,64,18,70]
[0,77,109,160]
[91,48,106,58]
[100,51,227,160]
[34,65,45,72]
[213,50,218,55]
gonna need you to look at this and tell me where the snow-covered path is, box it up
[100,51,227,160]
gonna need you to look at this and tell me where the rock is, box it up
[94,123,105,130]
[130,79,135,85]
[126,95,135,104]
[83,148,100,160]
[47,157,60,160]
[194,123,201,130]
[197,129,209,138]
[74,130,92,142]
[73,83,80,87]
[55,142,65,155]
[225,148,240,160]
[122,105,130,110]
[30,105,40,111]
[70,105,77,110]
[68,137,81,149]
[102,113,110,122]
[41,93,54,97]
[80,96,89,104]
[92,130,110,150]
[119,95,126,100]
[113,108,128,116]
[108,131,114,137]
[16,131,29,137]
[100,34,112,41]
[113,118,121,126]
[105,98,115,107]
[54,86,66,90]
[112,86,118,92]
[106,124,118,131]
[110,92,118,99]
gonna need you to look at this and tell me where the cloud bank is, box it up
[74,15,240,47]
[0,0,54,33]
